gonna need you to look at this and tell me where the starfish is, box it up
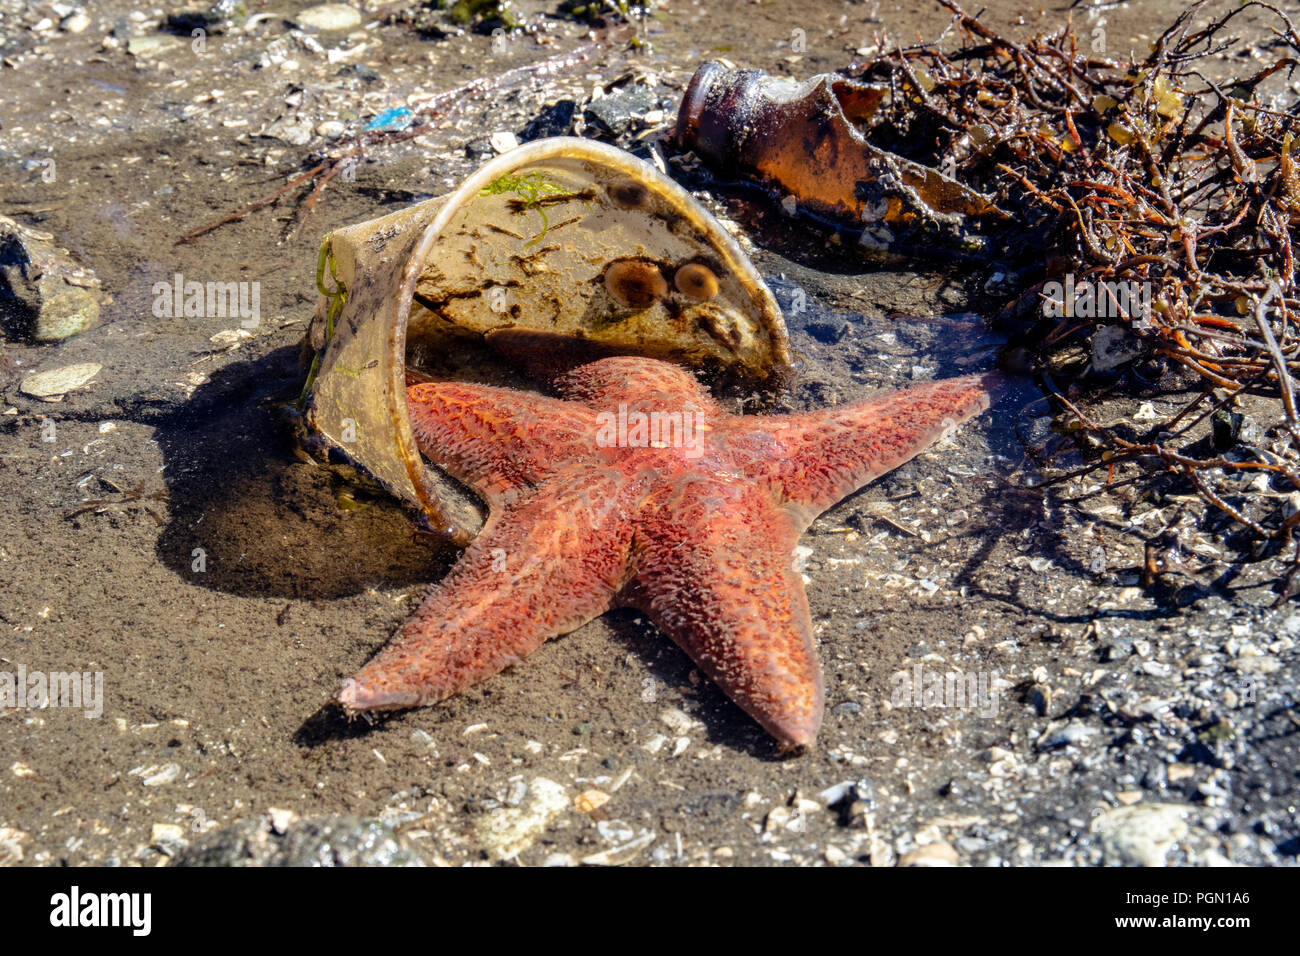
[338,357,997,747]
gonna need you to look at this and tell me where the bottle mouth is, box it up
[675,61,748,170]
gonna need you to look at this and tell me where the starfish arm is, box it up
[407,382,600,506]
[620,479,823,747]
[737,372,997,525]
[339,472,636,714]
[554,355,721,411]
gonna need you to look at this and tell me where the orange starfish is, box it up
[338,357,997,748]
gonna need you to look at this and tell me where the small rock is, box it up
[658,707,700,736]
[19,362,102,400]
[267,808,297,834]
[165,4,231,34]
[575,790,610,814]
[464,137,495,161]
[1141,660,1173,678]
[1102,637,1134,661]
[337,63,381,83]
[126,35,184,58]
[899,841,959,866]
[475,778,568,861]
[583,85,661,137]
[61,11,90,33]
[0,827,28,866]
[1091,803,1189,867]
[1233,657,1280,675]
[1,216,102,342]
[150,823,187,856]
[296,4,362,31]
[490,131,519,154]
[316,120,346,139]
[521,100,577,141]
[260,116,313,147]
[1036,720,1097,751]
[1091,324,1144,371]
[869,833,894,867]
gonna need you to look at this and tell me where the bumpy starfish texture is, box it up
[338,357,996,747]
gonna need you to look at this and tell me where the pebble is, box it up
[1233,656,1280,675]
[521,100,577,141]
[1102,637,1134,661]
[474,778,568,861]
[1,216,102,342]
[490,131,519,154]
[1091,803,1189,866]
[296,4,362,31]
[261,116,313,147]
[1036,720,1098,751]
[126,35,184,58]
[0,827,28,865]
[19,363,102,400]
[267,808,297,834]
[316,120,345,139]
[658,707,700,736]
[869,834,895,867]
[584,85,661,136]
[899,841,959,866]
[575,789,610,814]
[61,11,90,33]
[150,823,187,854]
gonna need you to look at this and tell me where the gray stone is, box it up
[583,85,662,137]
[1091,803,1189,867]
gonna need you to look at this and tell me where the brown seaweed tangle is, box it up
[843,0,1300,598]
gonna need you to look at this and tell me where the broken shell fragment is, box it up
[675,62,1008,253]
[296,137,791,545]
[19,362,102,400]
